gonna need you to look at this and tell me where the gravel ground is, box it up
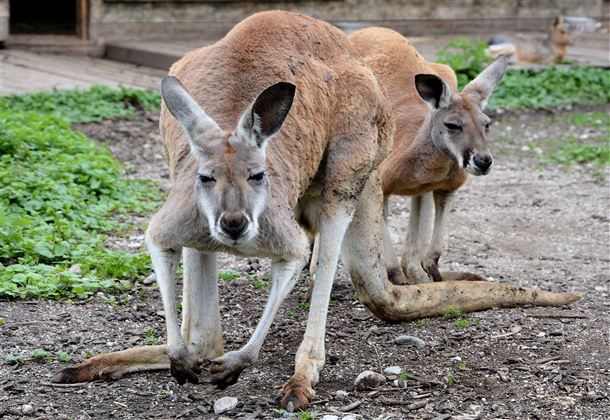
[1,107,608,419]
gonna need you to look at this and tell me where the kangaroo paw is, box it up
[210,351,251,389]
[279,373,315,412]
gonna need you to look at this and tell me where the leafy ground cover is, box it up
[0,87,164,299]
[437,37,610,110]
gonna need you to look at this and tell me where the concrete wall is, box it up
[89,0,606,43]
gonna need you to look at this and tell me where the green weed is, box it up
[218,269,240,282]
[0,109,162,300]
[5,354,23,365]
[458,362,467,370]
[437,37,491,89]
[144,328,159,345]
[0,317,4,326]
[399,372,411,381]
[443,306,463,319]
[296,411,315,420]
[57,351,71,363]
[0,86,160,123]
[454,318,470,329]
[445,374,455,385]
[31,348,51,362]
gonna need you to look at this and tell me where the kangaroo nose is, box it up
[220,213,248,239]
[473,154,493,172]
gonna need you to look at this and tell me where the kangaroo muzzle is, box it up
[219,212,249,240]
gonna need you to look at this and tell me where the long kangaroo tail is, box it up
[53,345,169,383]
[342,172,581,322]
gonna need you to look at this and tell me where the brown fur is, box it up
[351,27,473,197]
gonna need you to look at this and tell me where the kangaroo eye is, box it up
[199,175,215,184]
[444,123,462,131]
[248,172,265,182]
[485,122,491,130]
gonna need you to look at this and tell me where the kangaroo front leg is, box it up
[181,248,224,362]
[210,257,305,388]
[147,238,198,384]
[401,193,434,284]
[422,190,455,282]
[280,207,353,412]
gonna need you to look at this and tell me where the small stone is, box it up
[143,273,157,285]
[342,416,357,420]
[322,416,339,420]
[383,366,402,375]
[393,379,408,388]
[394,335,425,347]
[335,390,349,397]
[22,404,34,415]
[68,264,82,276]
[196,404,209,414]
[354,370,386,389]
[213,396,239,414]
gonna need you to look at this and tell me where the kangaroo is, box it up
[487,16,571,64]
[54,12,581,411]
[349,27,508,284]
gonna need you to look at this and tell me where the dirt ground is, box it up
[1,107,609,419]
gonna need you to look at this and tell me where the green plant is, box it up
[0,317,4,326]
[443,306,463,319]
[296,411,315,420]
[399,372,411,381]
[5,354,23,365]
[445,374,455,385]
[437,37,492,89]
[218,269,240,282]
[489,67,610,110]
[0,109,162,300]
[454,318,470,329]
[31,348,51,362]
[144,328,159,345]
[0,86,161,123]
[287,311,297,318]
[416,319,428,327]
[57,351,71,363]
[458,362,467,370]
[298,302,311,310]
[247,273,269,289]
[83,349,94,359]
[543,135,610,166]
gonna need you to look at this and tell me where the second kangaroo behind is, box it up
[350,27,507,284]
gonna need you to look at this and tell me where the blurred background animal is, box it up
[487,16,571,64]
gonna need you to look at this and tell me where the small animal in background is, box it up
[487,16,571,64]
[350,27,507,285]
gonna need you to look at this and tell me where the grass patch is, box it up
[443,306,463,319]
[0,90,163,300]
[218,268,241,282]
[0,86,160,123]
[543,135,610,167]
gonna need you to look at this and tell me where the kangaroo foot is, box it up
[279,373,315,412]
[169,348,201,385]
[210,350,252,389]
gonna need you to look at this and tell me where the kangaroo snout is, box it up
[472,154,493,174]
[219,213,249,239]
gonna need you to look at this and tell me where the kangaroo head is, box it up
[415,55,507,176]
[161,76,295,246]
[551,16,571,47]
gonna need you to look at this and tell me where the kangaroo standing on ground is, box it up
[55,12,580,411]
[350,27,507,284]
[487,16,571,64]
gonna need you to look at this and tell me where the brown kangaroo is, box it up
[54,12,581,411]
[487,16,571,64]
[350,27,507,284]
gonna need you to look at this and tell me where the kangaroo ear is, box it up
[462,55,508,110]
[553,16,564,27]
[237,82,296,148]
[415,74,452,110]
[161,76,222,152]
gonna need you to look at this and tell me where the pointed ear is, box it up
[161,76,222,149]
[237,82,296,148]
[553,16,564,27]
[415,74,453,110]
[462,55,508,110]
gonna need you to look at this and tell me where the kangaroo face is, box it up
[551,16,571,47]
[415,55,508,176]
[429,96,493,175]
[161,76,295,246]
